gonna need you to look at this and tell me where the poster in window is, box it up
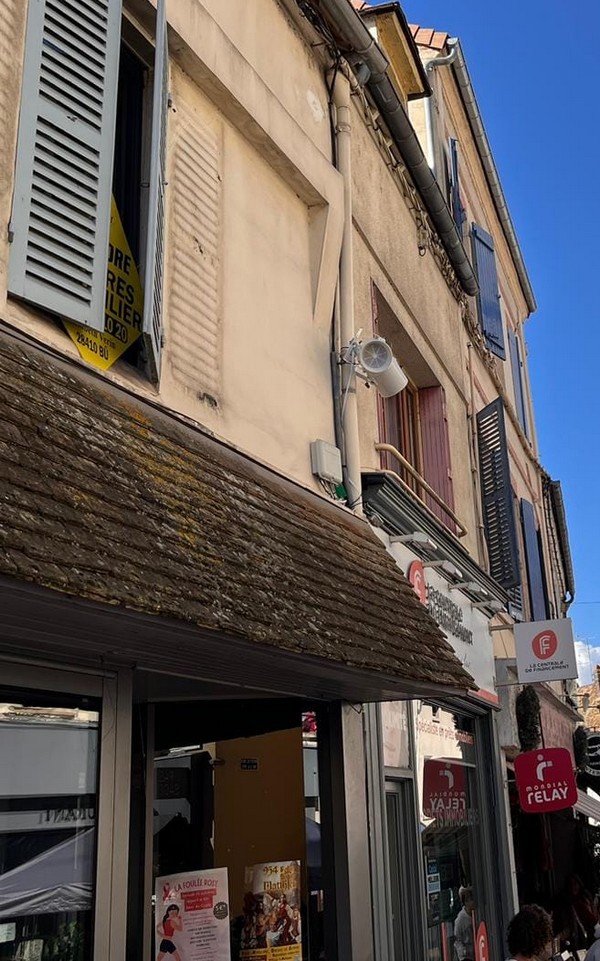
[240,860,302,961]
[155,868,231,961]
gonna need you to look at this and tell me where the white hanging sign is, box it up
[514,618,577,683]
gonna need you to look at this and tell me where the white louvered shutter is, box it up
[9,0,122,330]
[142,0,168,382]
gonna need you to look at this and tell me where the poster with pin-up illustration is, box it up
[155,868,231,961]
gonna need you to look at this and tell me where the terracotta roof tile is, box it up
[409,23,449,51]
[0,333,474,692]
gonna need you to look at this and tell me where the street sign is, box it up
[514,618,577,683]
[514,747,577,813]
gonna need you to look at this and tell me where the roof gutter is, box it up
[447,38,537,314]
[309,0,479,297]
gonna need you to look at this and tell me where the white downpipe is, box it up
[333,73,363,515]
[423,94,435,171]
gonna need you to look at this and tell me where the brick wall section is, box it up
[0,333,473,690]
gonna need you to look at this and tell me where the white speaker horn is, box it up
[357,337,408,397]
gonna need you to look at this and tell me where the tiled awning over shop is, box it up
[0,333,473,695]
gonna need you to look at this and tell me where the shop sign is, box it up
[156,867,231,961]
[514,747,577,813]
[241,860,302,960]
[476,922,489,961]
[404,558,495,698]
[63,197,144,371]
[514,618,577,683]
[423,759,467,821]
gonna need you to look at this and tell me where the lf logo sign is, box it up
[532,630,558,661]
[514,747,577,813]
[476,922,489,961]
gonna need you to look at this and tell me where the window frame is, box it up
[0,659,132,961]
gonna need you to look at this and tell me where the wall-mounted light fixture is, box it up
[472,599,505,614]
[449,580,487,596]
[390,531,439,552]
[423,560,463,580]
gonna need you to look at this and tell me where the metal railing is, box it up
[374,442,468,538]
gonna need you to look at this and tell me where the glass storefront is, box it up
[381,700,503,961]
[126,697,329,961]
[0,686,100,961]
[415,704,487,961]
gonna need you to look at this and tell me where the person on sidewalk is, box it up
[454,888,475,961]
[506,905,554,961]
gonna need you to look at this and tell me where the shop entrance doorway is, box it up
[127,679,327,961]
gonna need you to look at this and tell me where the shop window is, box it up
[8,0,167,382]
[415,704,491,961]
[0,686,100,961]
[126,698,330,961]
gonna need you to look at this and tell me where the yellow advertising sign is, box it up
[63,198,143,370]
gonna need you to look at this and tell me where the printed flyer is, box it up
[155,868,231,961]
[240,860,302,961]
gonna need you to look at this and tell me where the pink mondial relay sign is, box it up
[514,747,577,813]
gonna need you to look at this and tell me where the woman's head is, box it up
[507,905,553,959]
[163,904,180,924]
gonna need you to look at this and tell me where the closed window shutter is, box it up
[508,328,529,438]
[142,0,168,382]
[419,385,455,529]
[520,499,549,621]
[476,398,520,587]
[471,224,505,360]
[449,138,465,234]
[9,0,122,330]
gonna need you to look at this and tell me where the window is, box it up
[380,380,422,491]
[415,705,496,961]
[448,138,466,236]
[0,686,100,961]
[476,398,519,587]
[508,327,529,438]
[8,0,168,381]
[471,224,505,359]
[520,499,550,621]
[380,381,456,532]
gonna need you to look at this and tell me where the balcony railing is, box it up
[374,442,468,539]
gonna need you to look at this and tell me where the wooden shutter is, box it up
[448,138,465,234]
[142,0,168,382]
[521,499,549,621]
[9,0,122,329]
[420,385,455,529]
[471,224,505,359]
[476,399,520,587]
[508,328,529,438]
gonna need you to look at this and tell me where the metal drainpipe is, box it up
[423,44,458,172]
[332,72,363,515]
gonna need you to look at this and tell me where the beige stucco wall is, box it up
[408,61,565,619]
[349,93,481,560]
[0,0,345,494]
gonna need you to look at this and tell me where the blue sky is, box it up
[374,0,600,680]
